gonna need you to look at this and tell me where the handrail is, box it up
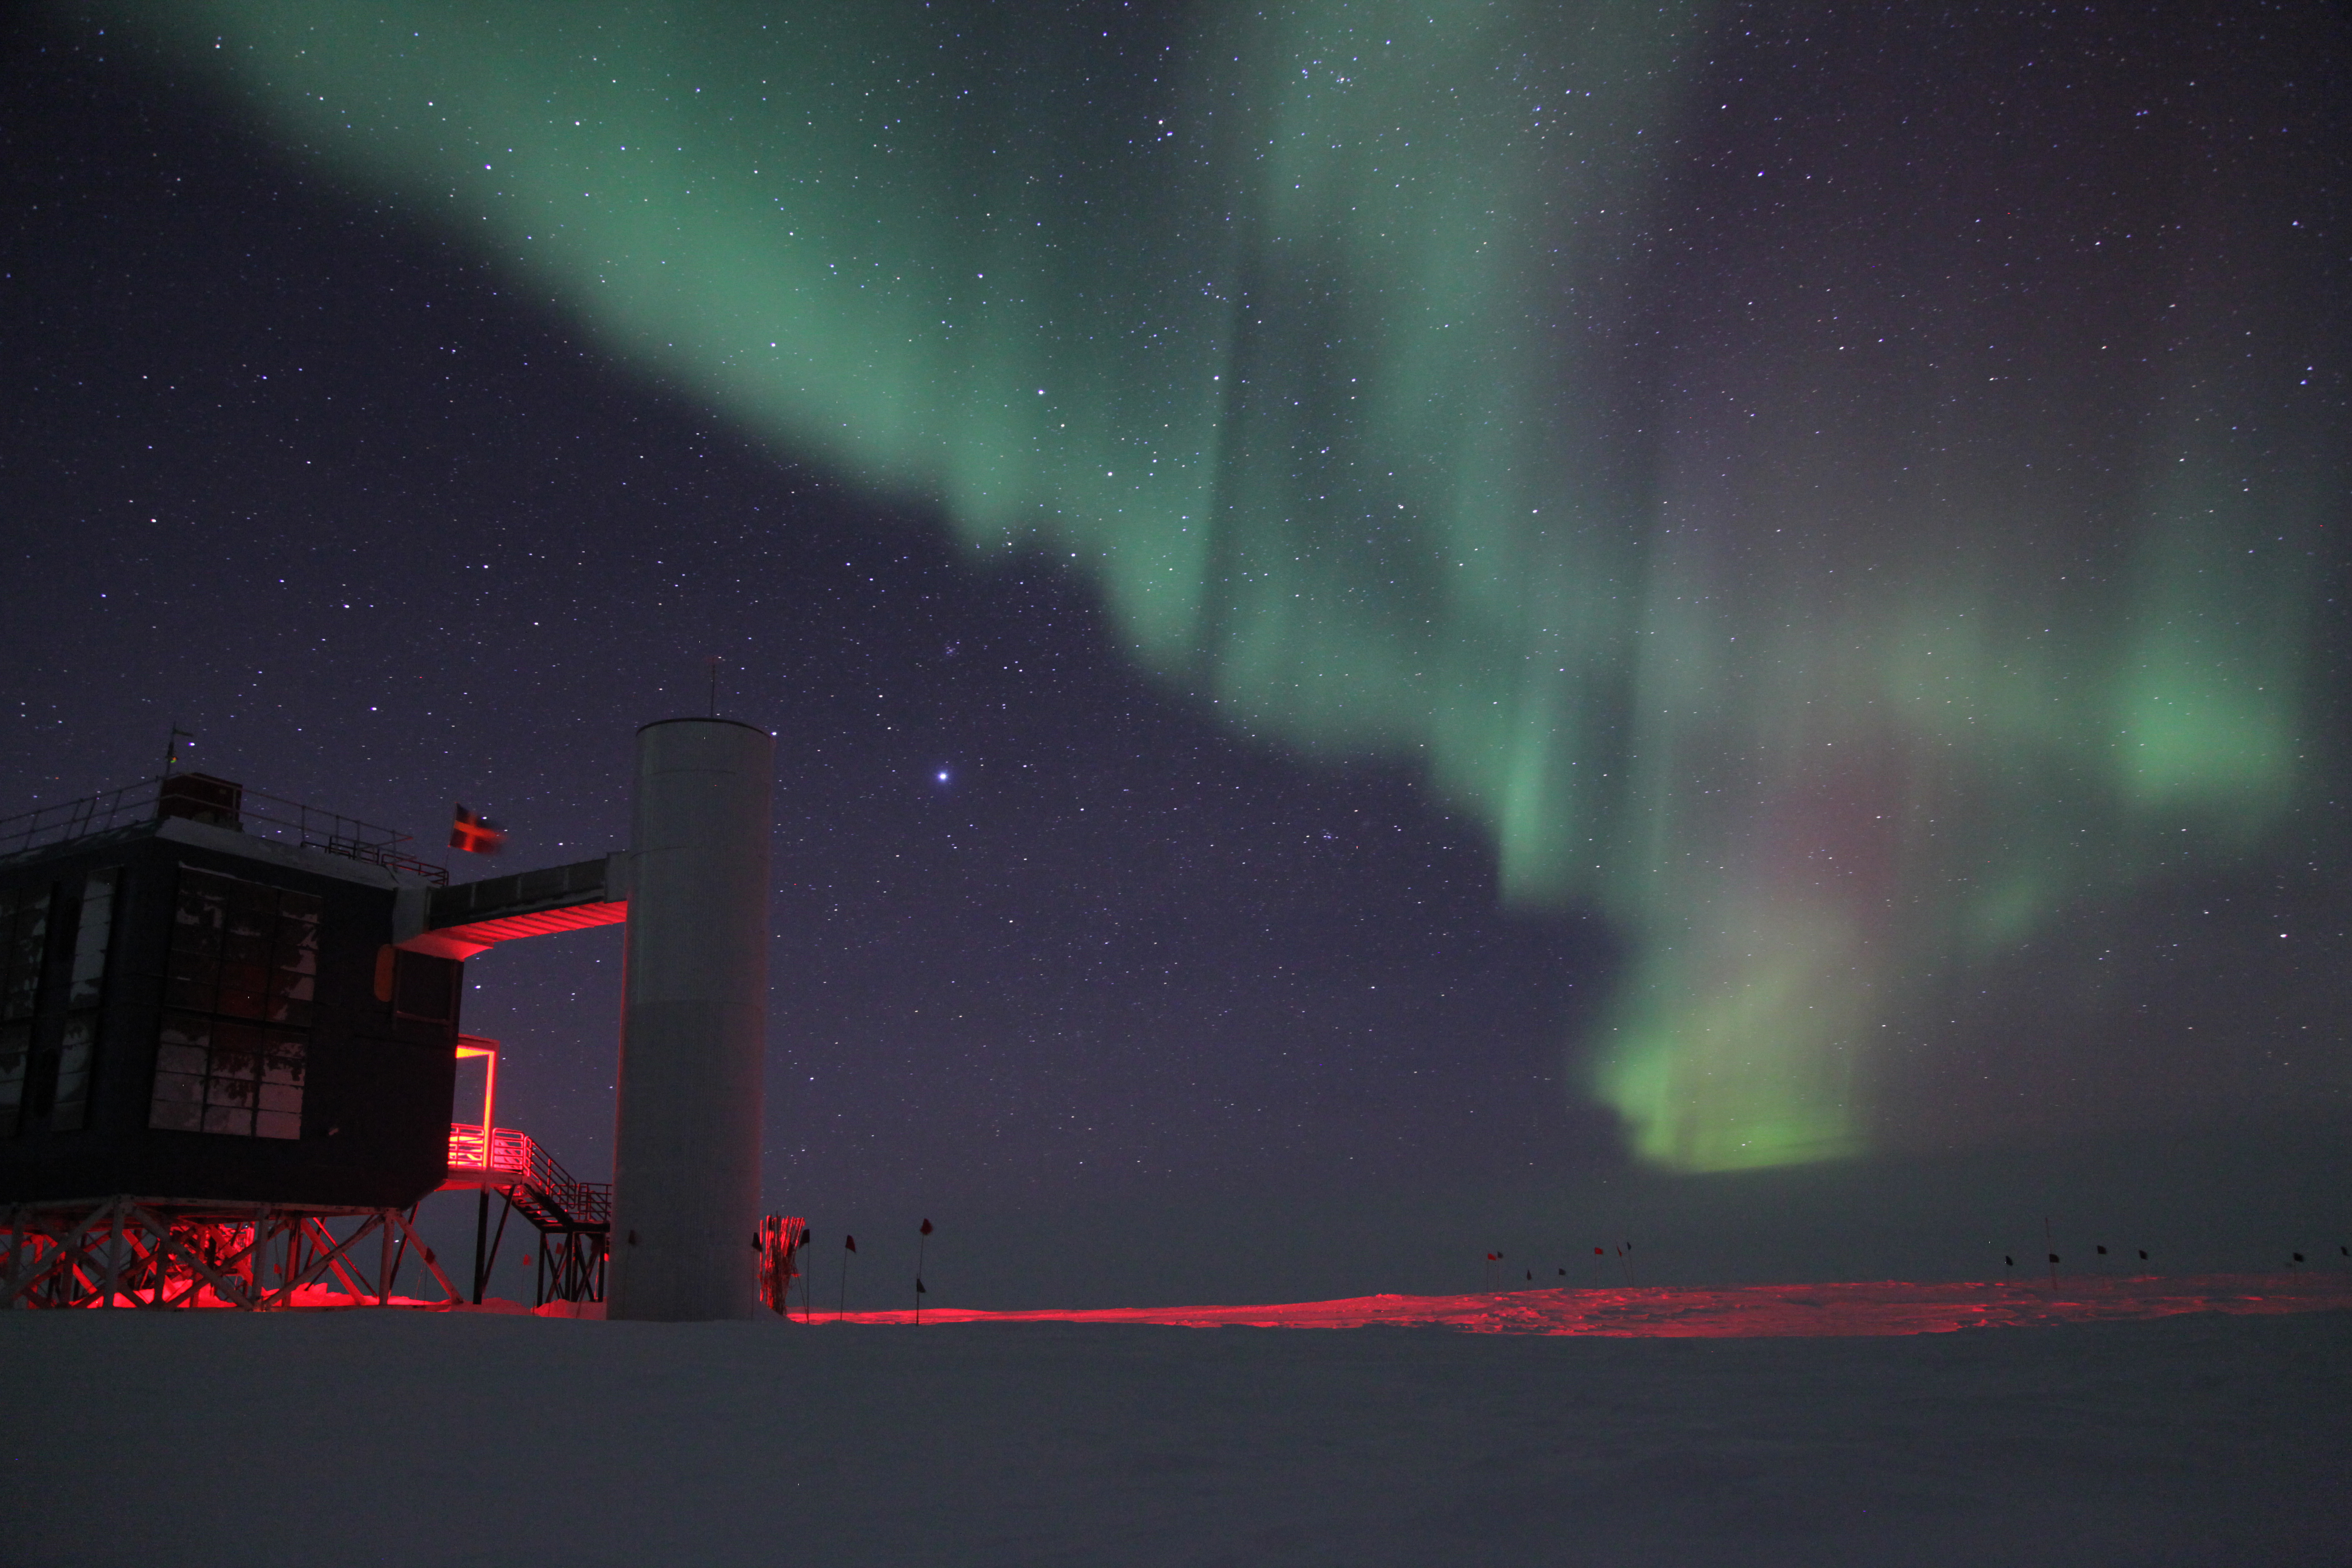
[0,775,447,883]
[447,1123,611,1228]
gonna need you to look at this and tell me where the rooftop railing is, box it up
[0,774,447,884]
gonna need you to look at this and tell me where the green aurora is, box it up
[121,2,2343,1170]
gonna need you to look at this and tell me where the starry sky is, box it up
[5,3,2349,1306]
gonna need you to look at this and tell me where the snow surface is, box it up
[6,1280,2349,1566]
[826,1271,2352,1336]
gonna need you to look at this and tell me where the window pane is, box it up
[157,1043,207,1076]
[1,890,48,1022]
[162,867,322,1140]
[0,1022,26,1126]
[160,1011,210,1049]
[218,957,269,1009]
[149,1084,204,1131]
[151,1068,204,1104]
[174,877,225,950]
[52,1013,98,1129]
[163,978,215,1012]
[68,867,116,1006]
[166,951,216,986]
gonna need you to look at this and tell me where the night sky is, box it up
[5,3,2348,1307]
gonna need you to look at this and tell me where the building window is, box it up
[0,885,52,1137]
[148,867,318,1140]
[48,868,119,1132]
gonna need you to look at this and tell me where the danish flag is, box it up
[449,804,506,855]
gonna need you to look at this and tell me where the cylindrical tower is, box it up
[607,717,774,1320]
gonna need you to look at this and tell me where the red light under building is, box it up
[5,720,790,1321]
[0,771,627,1311]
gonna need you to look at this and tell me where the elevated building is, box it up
[0,722,786,1320]
[0,774,465,1211]
[0,772,624,1309]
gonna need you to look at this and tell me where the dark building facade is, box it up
[0,810,461,1209]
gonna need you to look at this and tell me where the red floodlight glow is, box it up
[400,900,625,962]
[454,1035,498,1137]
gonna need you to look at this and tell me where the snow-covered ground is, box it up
[828,1270,2352,1336]
[7,1279,2348,1566]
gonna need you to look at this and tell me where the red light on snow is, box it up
[811,1276,2352,1337]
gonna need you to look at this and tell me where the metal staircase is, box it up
[442,1124,609,1306]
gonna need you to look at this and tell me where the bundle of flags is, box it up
[758,1216,808,1317]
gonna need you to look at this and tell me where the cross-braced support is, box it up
[0,1197,462,1310]
[535,1226,607,1307]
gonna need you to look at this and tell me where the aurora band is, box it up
[124,0,2340,1169]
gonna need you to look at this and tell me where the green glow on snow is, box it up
[125,1,2337,1170]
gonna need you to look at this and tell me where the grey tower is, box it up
[606,717,774,1320]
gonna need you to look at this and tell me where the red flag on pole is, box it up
[449,804,505,854]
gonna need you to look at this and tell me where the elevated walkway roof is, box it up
[395,853,627,959]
